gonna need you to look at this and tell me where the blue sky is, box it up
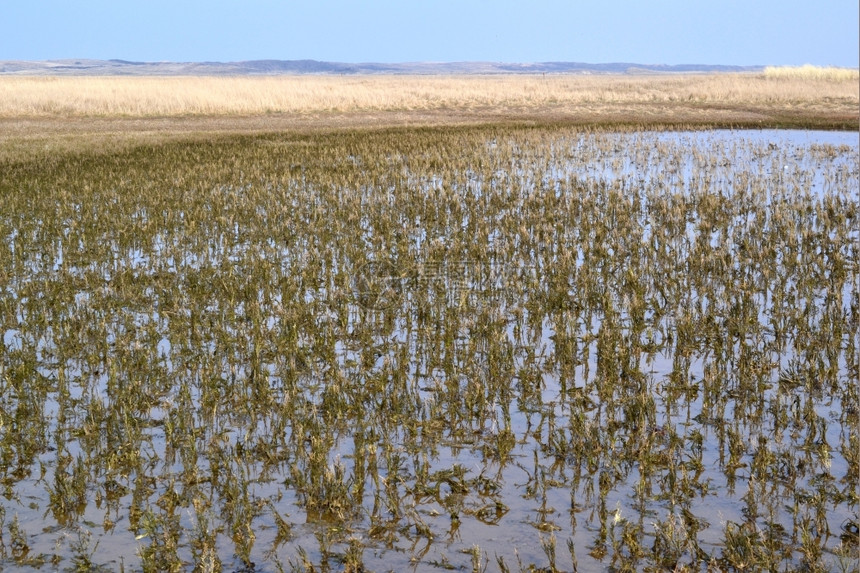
[2,1,858,67]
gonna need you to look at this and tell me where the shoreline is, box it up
[2,73,856,162]
[2,108,856,163]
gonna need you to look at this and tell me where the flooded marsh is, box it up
[0,126,858,571]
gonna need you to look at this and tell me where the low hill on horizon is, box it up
[0,58,764,76]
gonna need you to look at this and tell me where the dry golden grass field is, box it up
[1,68,857,161]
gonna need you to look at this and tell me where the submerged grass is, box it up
[0,124,857,571]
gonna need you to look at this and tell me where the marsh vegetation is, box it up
[0,125,858,571]
[1,71,857,135]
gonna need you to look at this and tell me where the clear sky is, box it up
[2,1,858,67]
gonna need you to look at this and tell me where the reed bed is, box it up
[0,125,858,571]
[764,65,860,82]
[0,73,857,118]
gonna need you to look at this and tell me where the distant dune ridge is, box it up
[0,59,764,76]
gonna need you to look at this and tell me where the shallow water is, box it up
[0,127,857,571]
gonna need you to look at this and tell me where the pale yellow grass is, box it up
[1,73,857,118]
[764,64,859,82]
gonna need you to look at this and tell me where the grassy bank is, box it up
[2,72,858,118]
[0,72,856,163]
